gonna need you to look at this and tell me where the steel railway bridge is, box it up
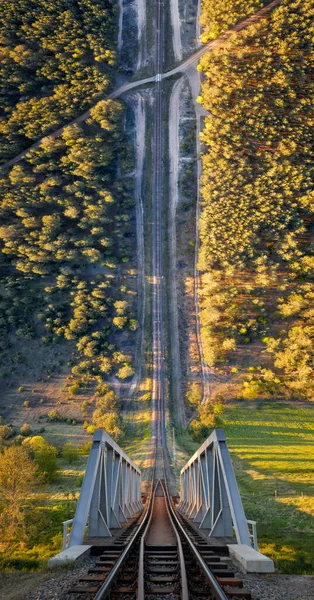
[48,0,274,597]
[50,426,273,600]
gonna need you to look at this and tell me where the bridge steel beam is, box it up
[179,429,251,546]
[69,429,142,546]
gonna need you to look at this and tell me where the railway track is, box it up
[65,460,252,600]
[58,2,253,599]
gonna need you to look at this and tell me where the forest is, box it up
[0,99,137,440]
[0,0,138,446]
[199,0,268,42]
[0,0,117,162]
[198,0,314,402]
[0,0,139,558]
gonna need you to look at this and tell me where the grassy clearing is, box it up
[122,393,153,488]
[0,453,88,570]
[175,402,314,574]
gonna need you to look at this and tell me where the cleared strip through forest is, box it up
[0,0,281,172]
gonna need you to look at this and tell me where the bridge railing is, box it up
[62,519,73,551]
[68,429,142,547]
[178,429,252,546]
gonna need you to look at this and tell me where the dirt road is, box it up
[0,0,281,172]
[168,77,185,425]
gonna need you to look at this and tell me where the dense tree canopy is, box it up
[198,0,314,400]
[199,0,267,42]
[0,95,137,387]
[0,0,118,162]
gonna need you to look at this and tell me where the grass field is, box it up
[0,453,88,570]
[176,402,314,574]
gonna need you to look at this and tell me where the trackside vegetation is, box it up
[0,437,89,569]
[197,0,314,403]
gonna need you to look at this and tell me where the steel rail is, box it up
[164,482,229,600]
[160,479,189,600]
[92,452,157,600]
[91,501,147,599]
[137,480,159,600]
[93,0,167,594]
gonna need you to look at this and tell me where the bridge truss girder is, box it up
[178,429,251,546]
[69,429,142,546]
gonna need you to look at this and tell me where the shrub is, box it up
[47,409,65,422]
[14,435,24,445]
[23,434,58,481]
[34,445,58,482]
[95,391,117,411]
[116,365,134,380]
[80,441,92,455]
[242,379,264,400]
[67,382,81,396]
[186,382,202,406]
[62,442,79,463]
[92,410,123,441]
[189,420,210,443]
[22,435,47,452]
[0,425,15,440]
[99,357,112,374]
[95,383,111,397]
[86,424,96,435]
[213,404,225,415]
[20,423,32,436]
[113,316,127,329]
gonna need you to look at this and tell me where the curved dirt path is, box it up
[165,0,281,77]
[0,0,281,172]
[168,77,185,426]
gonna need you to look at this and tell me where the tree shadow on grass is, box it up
[230,454,314,574]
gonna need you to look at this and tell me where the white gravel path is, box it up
[118,0,124,54]
[169,77,185,426]
[128,92,147,396]
[196,0,202,45]
[170,0,182,62]
[136,0,147,71]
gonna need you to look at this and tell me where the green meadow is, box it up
[176,403,314,574]
[225,404,314,574]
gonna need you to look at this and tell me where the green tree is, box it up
[0,446,38,545]
[116,365,134,379]
[62,442,79,463]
